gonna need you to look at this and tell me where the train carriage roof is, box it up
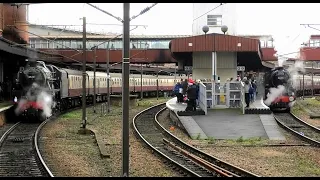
[61,68,83,76]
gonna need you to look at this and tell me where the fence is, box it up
[198,82,207,115]
[239,81,246,114]
[199,81,244,111]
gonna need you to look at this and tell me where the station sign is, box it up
[237,66,245,71]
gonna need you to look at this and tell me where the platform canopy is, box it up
[169,33,270,71]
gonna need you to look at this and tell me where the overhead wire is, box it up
[86,3,123,23]
[193,3,225,22]
[130,3,158,21]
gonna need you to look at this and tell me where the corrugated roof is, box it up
[29,34,191,39]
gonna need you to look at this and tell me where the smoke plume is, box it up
[271,21,312,67]
[15,83,54,119]
[287,61,305,89]
[37,91,54,118]
[264,85,286,106]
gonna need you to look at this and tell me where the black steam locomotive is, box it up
[264,66,296,112]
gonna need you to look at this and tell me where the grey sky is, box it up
[29,3,320,35]
[29,3,320,58]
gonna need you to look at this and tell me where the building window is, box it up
[77,41,82,49]
[40,40,48,49]
[267,40,273,48]
[64,40,71,48]
[29,39,34,48]
[35,40,41,48]
[310,40,314,47]
[207,15,222,26]
[315,40,320,47]
[260,40,265,48]
[71,40,77,49]
[56,41,63,49]
[48,41,54,49]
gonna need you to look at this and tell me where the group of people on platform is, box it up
[173,79,199,112]
[173,74,258,110]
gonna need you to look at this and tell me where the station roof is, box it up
[169,33,272,71]
[170,33,261,53]
[29,34,191,39]
[0,37,63,63]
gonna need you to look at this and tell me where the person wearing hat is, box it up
[185,79,197,112]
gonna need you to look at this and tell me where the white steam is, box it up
[264,85,286,106]
[37,91,53,118]
[15,82,55,119]
[287,61,305,89]
[271,19,313,67]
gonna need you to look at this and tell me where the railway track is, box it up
[273,112,320,147]
[0,119,53,177]
[133,103,259,177]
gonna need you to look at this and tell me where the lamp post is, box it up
[156,64,159,100]
[93,47,97,113]
[106,41,111,113]
[140,43,149,100]
[312,61,314,97]
[174,64,177,83]
[81,17,87,129]
[140,63,143,100]
[122,3,130,177]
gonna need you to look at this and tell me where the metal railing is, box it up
[239,81,246,114]
[226,82,242,108]
[199,82,207,115]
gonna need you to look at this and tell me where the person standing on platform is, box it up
[243,77,250,108]
[173,81,183,103]
[195,80,200,107]
[185,79,197,111]
[251,80,257,102]
[182,79,188,101]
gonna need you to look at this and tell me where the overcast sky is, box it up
[28,3,320,58]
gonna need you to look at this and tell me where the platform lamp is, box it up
[202,25,209,35]
[221,25,228,35]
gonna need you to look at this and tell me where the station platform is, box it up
[166,97,285,140]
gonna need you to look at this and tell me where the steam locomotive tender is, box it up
[264,66,296,112]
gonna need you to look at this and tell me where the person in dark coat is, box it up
[185,80,197,111]
[182,79,188,95]
[173,82,183,103]
[195,81,199,107]
[243,77,251,108]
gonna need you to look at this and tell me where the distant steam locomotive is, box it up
[13,61,183,121]
[263,67,296,112]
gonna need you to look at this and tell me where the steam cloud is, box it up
[271,16,313,67]
[287,61,305,89]
[15,83,55,119]
[264,85,286,106]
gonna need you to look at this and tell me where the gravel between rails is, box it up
[38,98,181,177]
[273,113,320,144]
[157,109,320,177]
